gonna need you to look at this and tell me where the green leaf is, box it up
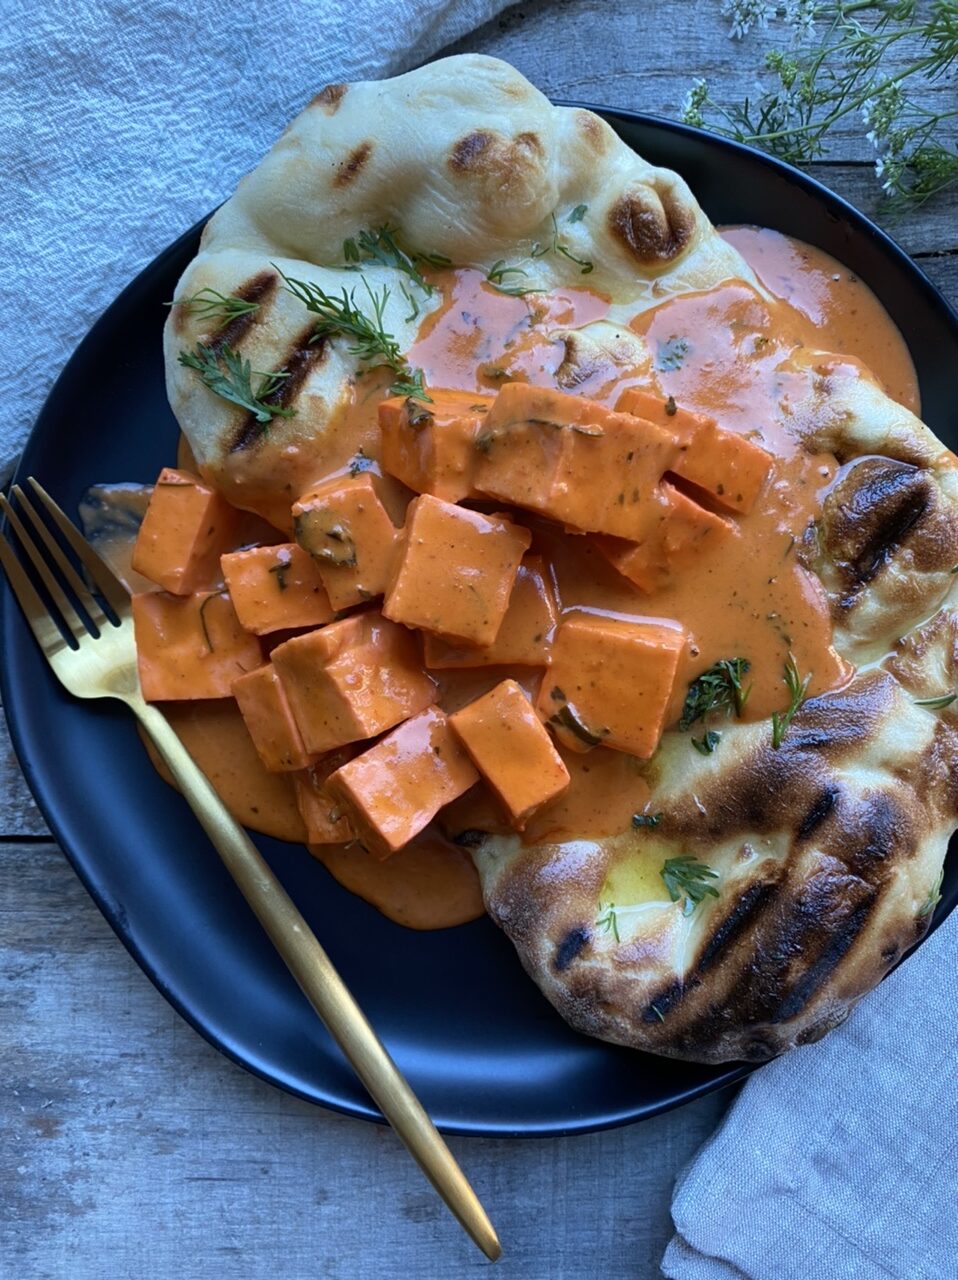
[661,856,719,916]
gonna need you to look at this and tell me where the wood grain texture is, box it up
[0,842,730,1279]
[3,1,957,1277]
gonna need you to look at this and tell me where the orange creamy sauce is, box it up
[136,229,918,930]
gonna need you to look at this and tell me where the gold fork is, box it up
[0,477,501,1263]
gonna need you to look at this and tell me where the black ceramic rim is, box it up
[2,105,956,1138]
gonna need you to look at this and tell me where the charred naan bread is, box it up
[164,54,749,524]
[164,55,957,1063]
[470,362,958,1063]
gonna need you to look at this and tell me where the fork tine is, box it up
[12,484,108,629]
[0,526,73,657]
[0,492,93,642]
[25,477,130,615]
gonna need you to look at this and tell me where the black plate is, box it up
[3,108,957,1137]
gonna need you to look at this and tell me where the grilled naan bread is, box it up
[164,54,750,525]
[164,55,957,1063]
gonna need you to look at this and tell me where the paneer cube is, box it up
[221,543,334,634]
[292,473,400,610]
[383,495,531,646]
[615,388,772,514]
[594,484,735,593]
[449,680,570,829]
[473,383,679,539]
[131,468,243,595]
[536,615,686,758]
[133,590,262,701]
[379,391,493,502]
[292,747,358,844]
[325,706,479,859]
[422,555,558,668]
[232,664,314,772]
[271,612,437,754]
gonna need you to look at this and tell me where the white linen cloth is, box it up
[0,0,511,482]
[663,911,958,1280]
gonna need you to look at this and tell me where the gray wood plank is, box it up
[0,840,731,1279]
[446,0,954,163]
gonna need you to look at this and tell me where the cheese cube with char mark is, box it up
[133,590,262,701]
[615,387,772,514]
[271,612,437,754]
[473,383,679,539]
[422,555,558,668]
[594,483,735,593]
[232,664,314,772]
[221,543,334,634]
[537,615,686,758]
[325,706,479,859]
[449,680,570,829]
[293,746,358,844]
[293,473,400,610]
[383,494,531,646]
[132,468,243,595]
[379,391,493,502]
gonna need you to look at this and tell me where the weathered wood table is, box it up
[3,3,956,1276]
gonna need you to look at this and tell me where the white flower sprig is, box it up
[684,1,958,208]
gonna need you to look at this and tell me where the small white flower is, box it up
[721,0,774,39]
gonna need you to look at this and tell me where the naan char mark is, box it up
[334,141,373,188]
[607,176,698,267]
[229,324,330,455]
[310,82,348,113]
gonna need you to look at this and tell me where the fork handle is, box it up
[132,697,500,1262]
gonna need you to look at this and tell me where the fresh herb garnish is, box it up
[596,902,620,942]
[918,866,944,918]
[167,288,260,325]
[692,730,722,755]
[657,336,691,371]
[771,653,812,748]
[389,367,431,401]
[486,260,537,297]
[342,225,448,321]
[531,212,594,274]
[679,658,751,732]
[914,691,958,710]
[661,856,720,916]
[633,812,663,829]
[277,268,431,402]
[197,590,228,652]
[177,344,295,424]
[549,702,607,748]
[568,203,588,223]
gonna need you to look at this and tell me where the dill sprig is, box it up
[277,268,431,402]
[342,225,450,321]
[177,344,295,424]
[683,2,958,207]
[679,657,751,731]
[167,288,261,325]
[913,691,958,709]
[531,212,595,274]
[771,653,812,748]
[596,902,621,942]
[486,260,538,297]
[661,856,720,915]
